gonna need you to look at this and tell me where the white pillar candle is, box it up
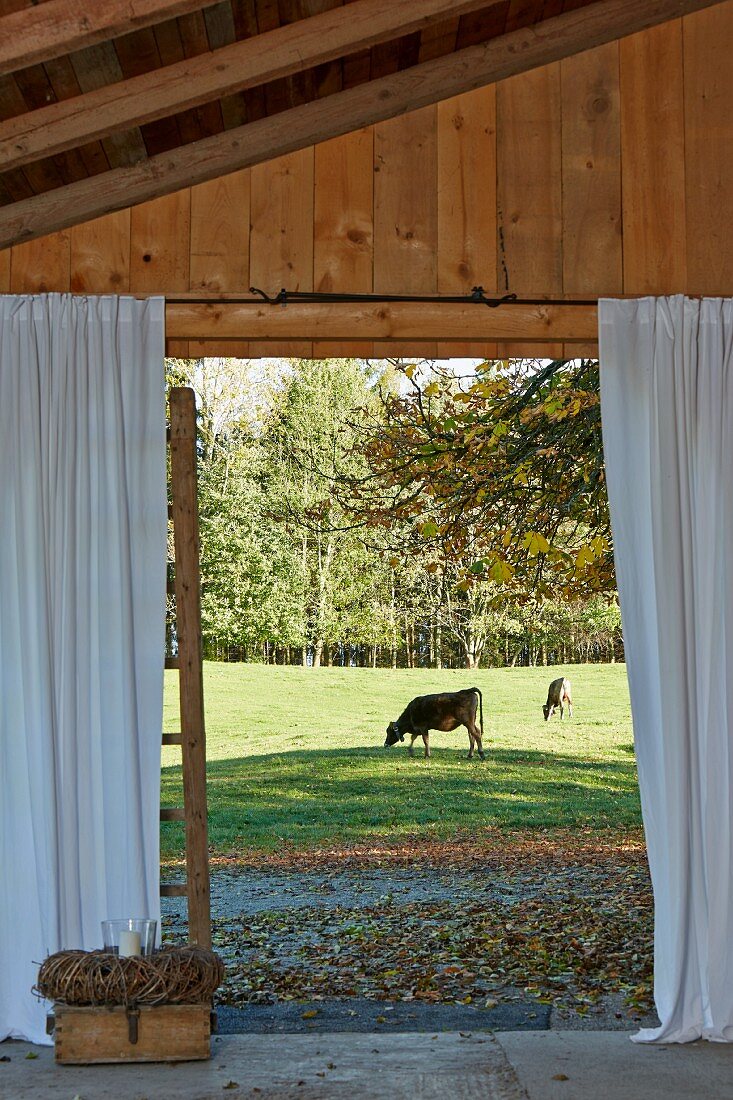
[119,930,141,957]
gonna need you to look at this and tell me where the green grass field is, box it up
[161,662,639,860]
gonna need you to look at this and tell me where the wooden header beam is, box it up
[164,300,600,343]
[0,0,499,173]
[0,0,722,249]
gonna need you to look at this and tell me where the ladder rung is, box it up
[165,656,179,670]
[160,807,186,822]
[160,882,187,897]
[162,731,183,746]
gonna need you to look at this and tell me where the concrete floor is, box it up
[2,1030,733,1099]
[499,1030,733,1100]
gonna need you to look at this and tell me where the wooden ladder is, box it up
[160,387,211,948]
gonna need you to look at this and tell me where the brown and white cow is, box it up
[385,687,485,760]
[543,676,573,721]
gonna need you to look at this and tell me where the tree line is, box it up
[166,356,622,669]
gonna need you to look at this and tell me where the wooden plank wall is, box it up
[1,5,732,359]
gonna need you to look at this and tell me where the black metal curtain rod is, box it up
[165,289,599,306]
[247,289,599,307]
[248,286,517,307]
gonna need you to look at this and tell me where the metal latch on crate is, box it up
[126,1005,140,1044]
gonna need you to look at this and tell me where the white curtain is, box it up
[0,294,166,1044]
[600,295,733,1043]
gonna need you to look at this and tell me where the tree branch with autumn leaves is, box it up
[340,358,614,599]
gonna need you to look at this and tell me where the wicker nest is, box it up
[35,945,225,1007]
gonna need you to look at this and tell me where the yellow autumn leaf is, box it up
[524,531,550,557]
[489,559,514,584]
[576,545,595,570]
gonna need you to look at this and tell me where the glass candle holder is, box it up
[101,918,157,957]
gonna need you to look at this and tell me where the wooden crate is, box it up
[53,1003,212,1064]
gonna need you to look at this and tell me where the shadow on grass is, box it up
[161,745,641,854]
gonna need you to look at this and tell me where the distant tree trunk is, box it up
[312,639,324,668]
[301,645,308,667]
[462,639,478,669]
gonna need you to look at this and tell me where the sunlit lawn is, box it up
[160,662,639,859]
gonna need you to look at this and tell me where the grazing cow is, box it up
[543,676,573,721]
[384,687,485,760]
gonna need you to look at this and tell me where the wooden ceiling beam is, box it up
[0,0,503,172]
[164,300,600,343]
[0,0,226,76]
[0,0,723,249]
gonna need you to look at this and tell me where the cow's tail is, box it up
[470,687,483,738]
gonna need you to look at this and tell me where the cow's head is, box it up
[384,721,404,748]
[542,704,551,721]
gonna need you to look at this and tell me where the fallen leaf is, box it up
[208,833,653,1020]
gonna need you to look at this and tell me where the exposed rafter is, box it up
[0,0,723,249]
[0,0,225,76]
[0,0,500,172]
